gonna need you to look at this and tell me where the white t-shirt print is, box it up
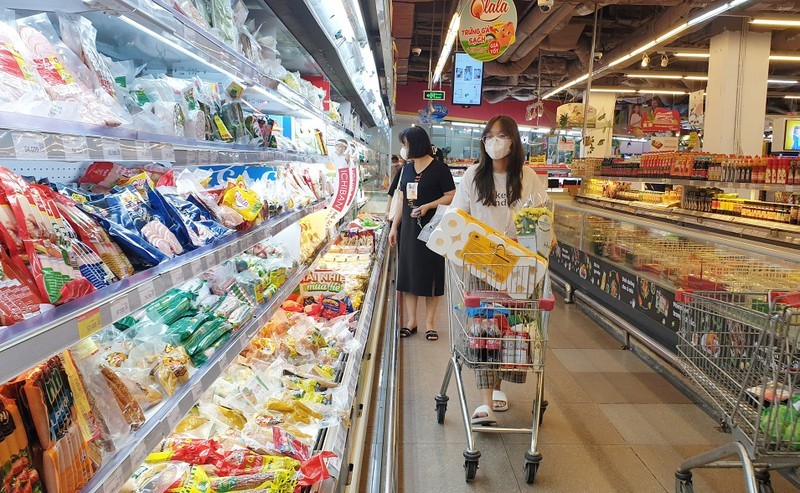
[450,165,549,236]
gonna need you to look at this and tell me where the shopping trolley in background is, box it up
[674,289,800,493]
[435,247,555,483]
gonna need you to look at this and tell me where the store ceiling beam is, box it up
[256,0,379,127]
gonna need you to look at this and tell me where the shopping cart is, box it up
[674,289,800,493]
[434,247,555,483]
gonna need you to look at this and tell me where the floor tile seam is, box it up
[629,444,673,493]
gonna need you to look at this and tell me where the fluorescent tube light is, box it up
[684,76,709,81]
[751,18,800,27]
[452,122,482,127]
[640,90,687,95]
[675,52,710,58]
[120,16,242,83]
[768,79,798,84]
[770,55,800,62]
[655,23,689,43]
[688,4,731,27]
[626,73,683,79]
[591,88,636,93]
[432,13,461,84]
[786,95,800,99]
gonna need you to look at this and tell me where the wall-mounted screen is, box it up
[453,53,483,106]
[784,119,800,151]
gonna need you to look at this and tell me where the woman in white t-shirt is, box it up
[450,115,549,425]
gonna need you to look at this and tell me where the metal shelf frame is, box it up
[0,200,326,386]
[0,114,327,165]
[597,175,800,192]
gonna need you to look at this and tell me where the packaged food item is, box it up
[158,188,232,247]
[0,8,51,112]
[23,358,95,492]
[154,345,190,396]
[58,14,117,99]
[17,14,129,126]
[0,167,95,305]
[100,365,145,430]
[121,461,189,493]
[50,189,134,280]
[81,187,180,269]
[183,319,231,358]
[0,248,44,325]
[221,177,262,222]
[0,394,44,493]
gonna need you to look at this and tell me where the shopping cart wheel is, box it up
[464,451,481,482]
[675,471,694,493]
[756,468,774,493]
[436,402,447,424]
[523,452,542,484]
[539,400,548,425]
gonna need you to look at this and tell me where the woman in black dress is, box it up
[388,127,455,341]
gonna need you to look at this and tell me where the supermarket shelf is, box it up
[81,230,340,493]
[258,0,379,128]
[0,200,326,386]
[597,175,800,192]
[0,113,327,164]
[89,0,362,139]
[318,228,390,482]
[568,195,800,254]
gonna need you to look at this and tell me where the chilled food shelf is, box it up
[0,200,326,386]
[314,228,390,482]
[573,194,800,247]
[89,0,375,134]
[78,228,340,493]
[0,113,328,164]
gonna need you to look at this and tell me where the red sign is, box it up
[303,76,331,111]
[641,108,681,133]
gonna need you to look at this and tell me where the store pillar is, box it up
[582,92,615,158]
[704,28,771,156]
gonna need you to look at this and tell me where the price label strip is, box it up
[130,442,147,469]
[167,408,183,432]
[102,139,123,160]
[139,281,157,305]
[170,268,185,286]
[135,141,153,161]
[110,297,131,322]
[62,135,89,160]
[161,144,176,162]
[12,132,48,160]
[77,308,103,339]
[104,469,125,493]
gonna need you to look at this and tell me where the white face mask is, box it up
[484,137,512,160]
[400,146,409,161]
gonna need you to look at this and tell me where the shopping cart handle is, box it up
[675,289,693,303]
[540,295,555,311]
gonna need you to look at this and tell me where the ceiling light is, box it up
[655,23,689,44]
[661,54,669,67]
[626,73,682,79]
[452,122,482,127]
[786,95,800,99]
[675,52,710,58]
[770,55,800,62]
[608,54,633,67]
[684,76,709,81]
[641,53,650,67]
[432,13,461,84]
[768,79,799,84]
[591,88,636,93]
[640,90,687,95]
[688,4,731,27]
[751,18,800,27]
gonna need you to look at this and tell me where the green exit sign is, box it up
[423,90,446,101]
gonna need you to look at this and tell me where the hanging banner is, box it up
[650,136,680,152]
[556,103,597,128]
[459,0,518,62]
[326,140,359,228]
[557,139,576,152]
[688,89,705,127]
[642,107,681,133]
[417,102,449,124]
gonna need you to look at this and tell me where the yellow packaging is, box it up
[221,177,263,221]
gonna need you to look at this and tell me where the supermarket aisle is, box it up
[398,299,799,493]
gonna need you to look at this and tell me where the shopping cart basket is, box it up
[435,247,555,483]
[674,289,800,493]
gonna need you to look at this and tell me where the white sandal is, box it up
[471,405,497,426]
[493,390,509,412]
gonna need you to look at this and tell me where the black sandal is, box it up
[425,330,439,341]
[399,327,418,338]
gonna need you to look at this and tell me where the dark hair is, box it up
[398,127,434,159]
[474,115,524,207]
[391,154,400,163]
[434,148,444,161]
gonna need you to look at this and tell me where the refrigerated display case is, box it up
[551,198,800,349]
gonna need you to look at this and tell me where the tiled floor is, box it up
[398,300,799,492]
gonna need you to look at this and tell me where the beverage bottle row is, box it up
[600,152,800,185]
